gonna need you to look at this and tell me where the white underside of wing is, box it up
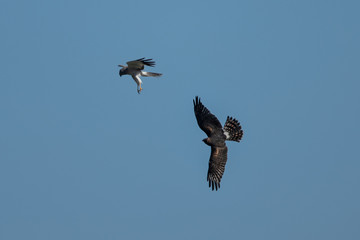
[131,74,142,86]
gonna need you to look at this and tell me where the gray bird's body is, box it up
[118,58,162,94]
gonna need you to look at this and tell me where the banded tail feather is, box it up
[223,116,243,142]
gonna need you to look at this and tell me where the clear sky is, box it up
[1,0,359,239]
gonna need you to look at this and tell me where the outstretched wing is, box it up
[193,96,223,137]
[207,146,228,191]
[127,58,156,70]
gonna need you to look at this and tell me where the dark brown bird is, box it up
[193,96,243,191]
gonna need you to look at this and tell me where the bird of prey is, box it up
[118,58,162,94]
[193,96,243,191]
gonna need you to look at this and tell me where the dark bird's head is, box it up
[202,138,211,146]
[118,65,127,76]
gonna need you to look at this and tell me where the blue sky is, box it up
[1,0,359,239]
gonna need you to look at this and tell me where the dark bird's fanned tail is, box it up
[223,116,243,142]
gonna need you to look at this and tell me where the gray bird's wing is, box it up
[207,145,228,191]
[127,58,156,70]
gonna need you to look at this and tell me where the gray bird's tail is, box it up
[223,116,243,142]
[141,71,162,77]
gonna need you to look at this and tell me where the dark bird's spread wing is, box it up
[127,58,156,70]
[193,96,223,137]
[207,146,228,191]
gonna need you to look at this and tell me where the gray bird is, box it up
[193,96,244,191]
[118,58,162,94]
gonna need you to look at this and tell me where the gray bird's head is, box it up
[118,65,127,76]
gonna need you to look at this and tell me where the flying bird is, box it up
[118,58,162,94]
[193,96,243,191]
